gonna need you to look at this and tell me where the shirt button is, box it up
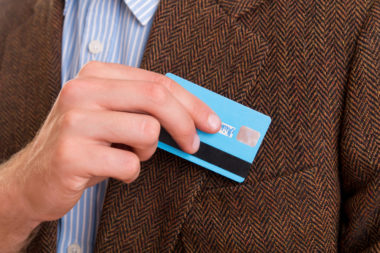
[88,40,103,54]
[67,243,82,253]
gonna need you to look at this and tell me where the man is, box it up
[0,0,379,252]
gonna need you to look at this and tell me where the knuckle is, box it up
[123,156,141,183]
[60,110,84,129]
[145,82,169,106]
[60,79,85,102]
[153,74,174,92]
[141,117,161,145]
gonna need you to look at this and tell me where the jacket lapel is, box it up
[0,0,64,251]
[0,0,63,161]
[95,0,268,251]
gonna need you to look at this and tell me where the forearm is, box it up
[0,155,41,253]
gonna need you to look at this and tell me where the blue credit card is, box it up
[158,73,271,183]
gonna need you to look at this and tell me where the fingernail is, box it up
[208,113,221,130]
[192,134,200,151]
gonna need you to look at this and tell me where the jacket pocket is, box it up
[217,0,266,19]
[179,165,337,252]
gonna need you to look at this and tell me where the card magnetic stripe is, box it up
[159,128,251,178]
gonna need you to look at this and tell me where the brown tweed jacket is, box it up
[0,0,379,252]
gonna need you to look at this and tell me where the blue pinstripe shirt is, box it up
[58,1,159,252]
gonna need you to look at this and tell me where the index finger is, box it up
[77,61,221,133]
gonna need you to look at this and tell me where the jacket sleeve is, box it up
[339,1,379,252]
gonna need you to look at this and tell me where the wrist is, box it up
[0,158,41,252]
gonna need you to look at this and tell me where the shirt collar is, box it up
[64,0,159,26]
[124,0,160,26]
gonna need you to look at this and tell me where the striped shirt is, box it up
[57,0,159,252]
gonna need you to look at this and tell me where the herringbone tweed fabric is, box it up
[0,0,379,252]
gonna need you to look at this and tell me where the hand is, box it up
[0,62,221,251]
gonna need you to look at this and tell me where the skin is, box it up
[0,62,221,252]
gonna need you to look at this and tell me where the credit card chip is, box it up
[236,126,261,147]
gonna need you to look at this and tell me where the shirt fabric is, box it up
[57,0,159,252]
